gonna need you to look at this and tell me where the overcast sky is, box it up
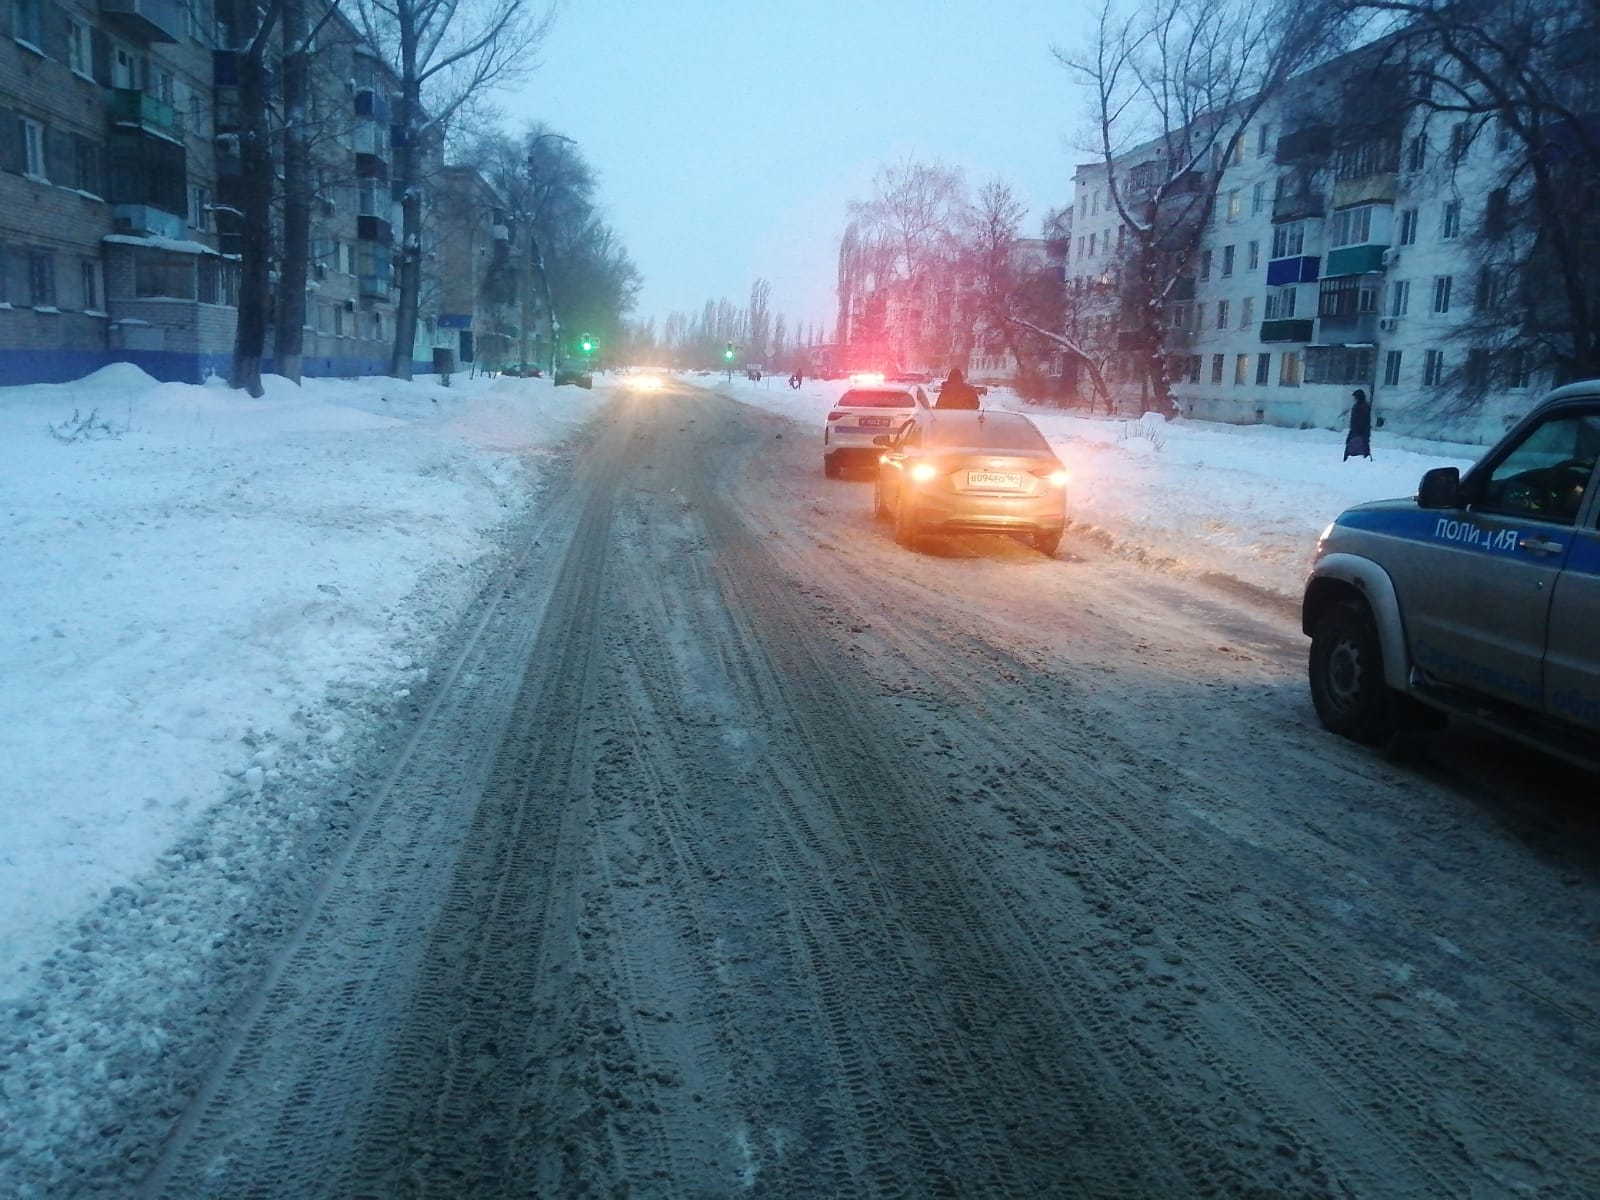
[494,0,1100,338]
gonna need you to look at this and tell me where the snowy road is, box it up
[120,383,1600,1196]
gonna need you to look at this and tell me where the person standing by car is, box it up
[936,367,980,410]
[1343,388,1373,460]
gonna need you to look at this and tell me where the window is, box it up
[21,117,45,180]
[1484,188,1509,237]
[67,19,90,75]
[1318,276,1379,317]
[1256,353,1271,385]
[1476,266,1506,312]
[1256,123,1270,156]
[1441,200,1460,240]
[1240,296,1254,327]
[80,259,98,309]
[1280,352,1302,386]
[1432,275,1453,314]
[1495,119,1513,153]
[1423,348,1445,385]
[1200,249,1212,280]
[1390,279,1410,317]
[1252,181,1266,215]
[1247,240,1259,270]
[1506,348,1531,390]
[1266,286,1297,319]
[1188,356,1201,384]
[1405,133,1427,172]
[133,249,196,298]
[1465,347,1491,389]
[1449,121,1470,162]
[1234,354,1250,385]
[1211,353,1224,384]
[1089,232,1097,257]
[1478,410,1600,523]
[1216,299,1230,329]
[189,184,211,231]
[197,258,237,305]
[1196,302,1207,330]
[72,136,101,194]
[29,249,55,306]
[1383,350,1402,386]
[1398,208,1418,245]
[1226,189,1240,221]
[13,0,42,47]
[1222,245,1235,278]
[1328,205,1375,248]
[1271,223,1306,259]
[1305,345,1375,385]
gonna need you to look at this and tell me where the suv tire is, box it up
[1309,599,1398,743]
[824,455,841,479]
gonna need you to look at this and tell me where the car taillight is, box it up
[909,461,940,483]
[1034,467,1071,487]
[827,410,846,421]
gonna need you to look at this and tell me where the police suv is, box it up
[1303,381,1600,769]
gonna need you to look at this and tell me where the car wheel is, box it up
[1034,530,1062,556]
[1308,599,1399,743]
[894,497,921,549]
[824,454,841,479]
[873,479,890,520]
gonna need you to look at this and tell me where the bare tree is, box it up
[352,0,553,378]
[1056,0,1355,413]
[747,278,772,363]
[1329,0,1600,404]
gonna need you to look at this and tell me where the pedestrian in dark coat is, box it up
[1344,388,1373,460]
[936,367,981,410]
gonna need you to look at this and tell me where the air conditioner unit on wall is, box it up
[1379,317,1398,331]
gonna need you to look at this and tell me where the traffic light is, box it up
[724,342,735,360]
[580,333,595,355]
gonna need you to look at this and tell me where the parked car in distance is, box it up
[873,409,1068,554]
[822,383,930,477]
[1303,379,1600,769]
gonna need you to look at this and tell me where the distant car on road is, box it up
[1303,379,1600,768]
[822,383,930,477]
[873,409,1068,554]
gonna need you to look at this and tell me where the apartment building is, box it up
[1065,33,1593,445]
[0,0,462,386]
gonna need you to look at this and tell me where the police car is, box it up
[1303,380,1600,769]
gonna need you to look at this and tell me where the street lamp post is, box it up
[520,132,575,378]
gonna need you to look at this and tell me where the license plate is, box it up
[860,416,892,427]
[967,470,1023,489]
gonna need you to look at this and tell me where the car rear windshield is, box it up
[840,389,916,408]
[929,419,1049,451]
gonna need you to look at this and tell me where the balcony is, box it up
[1272,190,1323,223]
[100,0,184,43]
[1260,319,1314,343]
[1169,276,1196,302]
[354,90,390,121]
[109,88,179,138]
[1316,312,1379,342]
[1323,244,1387,277]
[1332,173,1397,209]
[357,214,392,244]
[1275,125,1331,165]
[1266,256,1320,287]
[111,203,184,238]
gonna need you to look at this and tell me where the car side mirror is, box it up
[872,434,894,446]
[1417,466,1462,509]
